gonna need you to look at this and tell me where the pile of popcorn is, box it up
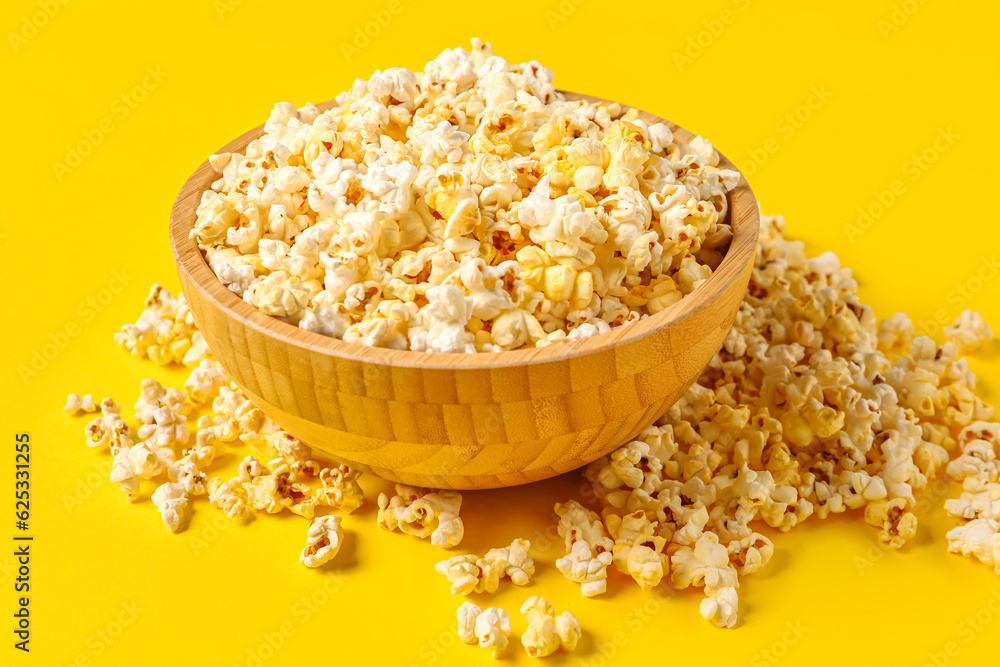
[192,40,739,353]
[65,40,1000,638]
[548,216,997,627]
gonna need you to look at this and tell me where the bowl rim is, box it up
[169,91,759,371]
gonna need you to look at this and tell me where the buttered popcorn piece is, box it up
[114,285,197,365]
[300,514,344,568]
[944,310,994,354]
[457,602,483,645]
[64,393,97,415]
[194,41,740,353]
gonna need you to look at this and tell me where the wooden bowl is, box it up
[169,92,759,489]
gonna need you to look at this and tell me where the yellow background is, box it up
[2,0,999,665]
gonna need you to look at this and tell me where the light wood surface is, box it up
[169,92,760,489]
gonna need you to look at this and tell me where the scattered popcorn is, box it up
[193,40,740,353]
[435,538,534,594]
[557,215,997,625]
[520,596,580,658]
[63,393,97,415]
[944,310,994,354]
[377,484,464,548]
[300,514,344,568]
[115,284,197,365]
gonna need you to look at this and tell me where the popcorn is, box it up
[64,393,97,415]
[699,586,739,629]
[436,538,534,594]
[457,602,483,645]
[84,398,132,453]
[946,518,1000,574]
[944,310,994,354]
[555,539,613,597]
[193,41,739,353]
[435,554,501,595]
[556,214,997,626]
[184,360,229,405]
[520,597,581,657]
[114,285,196,365]
[474,607,511,658]
[300,514,344,568]
[151,482,189,532]
[377,485,464,548]
[207,478,249,519]
[314,464,365,514]
[483,538,535,586]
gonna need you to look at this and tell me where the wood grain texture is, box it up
[169,92,760,489]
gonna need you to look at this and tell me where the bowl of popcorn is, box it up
[169,40,760,489]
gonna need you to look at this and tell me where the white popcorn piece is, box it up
[109,441,162,502]
[555,540,613,597]
[84,398,132,452]
[207,477,249,519]
[435,554,501,595]
[300,514,344,568]
[483,538,535,586]
[474,607,511,658]
[457,602,483,645]
[699,586,739,629]
[184,360,229,405]
[946,518,1000,575]
[943,310,994,354]
[64,393,97,415]
[151,482,189,532]
[520,596,581,657]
